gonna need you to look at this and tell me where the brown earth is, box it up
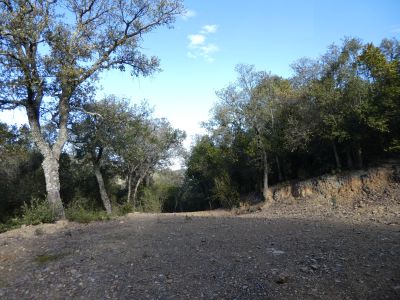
[0,165,399,299]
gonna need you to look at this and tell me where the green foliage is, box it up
[0,124,46,222]
[35,253,67,264]
[138,170,183,212]
[138,186,164,212]
[21,198,56,226]
[65,200,111,223]
[114,202,134,216]
[0,218,21,233]
[213,172,240,208]
[180,37,399,212]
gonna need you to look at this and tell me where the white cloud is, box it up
[182,9,196,20]
[201,44,219,54]
[201,24,218,34]
[188,34,206,47]
[187,24,220,63]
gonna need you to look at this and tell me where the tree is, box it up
[0,123,45,220]
[358,38,400,152]
[71,96,133,214]
[121,117,185,207]
[0,0,183,218]
[212,65,295,200]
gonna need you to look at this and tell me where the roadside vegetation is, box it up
[0,1,399,232]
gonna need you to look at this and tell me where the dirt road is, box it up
[0,205,399,299]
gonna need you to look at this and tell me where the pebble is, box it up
[275,274,289,284]
[300,267,308,273]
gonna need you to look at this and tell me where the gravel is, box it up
[0,200,399,299]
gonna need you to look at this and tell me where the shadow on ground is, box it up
[0,213,399,299]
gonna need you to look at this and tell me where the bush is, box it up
[21,198,56,225]
[213,172,240,208]
[139,185,165,213]
[65,200,110,223]
[0,218,21,233]
[114,202,133,216]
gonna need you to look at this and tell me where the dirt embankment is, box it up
[0,163,399,299]
[268,163,400,207]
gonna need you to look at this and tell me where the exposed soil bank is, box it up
[0,164,399,299]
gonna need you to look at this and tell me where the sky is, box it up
[1,0,400,150]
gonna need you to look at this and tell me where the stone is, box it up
[275,274,289,284]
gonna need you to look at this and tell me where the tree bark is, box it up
[127,172,133,204]
[132,170,149,208]
[42,156,65,219]
[27,105,66,219]
[254,127,269,202]
[262,150,269,201]
[132,176,143,209]
[93,163,112,214]
[332,140,341,170]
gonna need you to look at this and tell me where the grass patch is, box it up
[34,253,67,264]
[66,202,111,223]
[0,278,8,288]
[22,198,56,225]
[114,202,134,216]
[0,218,21,233]
[0,199,137,234]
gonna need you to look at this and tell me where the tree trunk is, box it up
[346,147,353,169]
[27,105,66,219]
[263,150,269,201]
[93,163,112,214]
[132,174,146,209]
[127,172,133,204]
[42,156,65,219]
[332,140,341,170]
[275,155,283,181]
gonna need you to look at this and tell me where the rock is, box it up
[300,266,308,273]
[275,273,289,284]
[272,250,285,256]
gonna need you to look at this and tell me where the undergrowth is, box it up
[65,200,111,223]
[0,199,135,233]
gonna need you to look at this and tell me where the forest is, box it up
[0,1,399,229]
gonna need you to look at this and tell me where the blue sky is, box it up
[1,0,400,149]
[99,0,400,148]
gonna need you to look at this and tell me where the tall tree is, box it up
[0,0,183,218]
[121,117,185,207]
[358,38,400,152]
[71,96,133,214]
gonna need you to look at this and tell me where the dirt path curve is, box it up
[0,208,399,299]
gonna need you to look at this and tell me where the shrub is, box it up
[213,172,240,208]
[0,218,21,233]
[139,186,164,213]
[65,200,110,223]
[114,202,133,216]
[21,198,56,225]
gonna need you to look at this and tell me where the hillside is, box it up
[0,164,399,299]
